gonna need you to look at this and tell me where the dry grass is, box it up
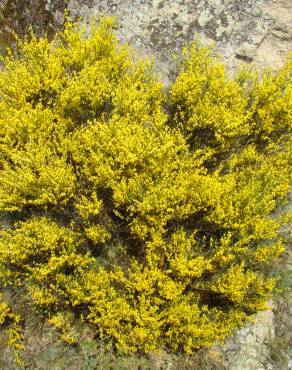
[264,230,292,370]
[0,290,225,370]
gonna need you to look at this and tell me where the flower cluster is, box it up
[0,294,24,366]
[0,18,291,354]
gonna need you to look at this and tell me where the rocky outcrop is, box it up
[255,0,292,69]
[223,307,276,370]
[1,0,291,75]
[67,0,292,81]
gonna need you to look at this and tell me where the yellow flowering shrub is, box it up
[0,18,291,354]
[0,294,24,366]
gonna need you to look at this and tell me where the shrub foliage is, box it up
[0,18,291,354]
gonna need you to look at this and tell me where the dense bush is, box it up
[0,293,23,366]
[0,18,291,354]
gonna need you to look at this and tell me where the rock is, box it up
[222,308,276,370]
[198,9,212,27]
[66,0,291,81]
[152,0,161,9]
[254,0,292,70]
[237,326,250,338]
[252,310,275,343]
[235,43,257,61]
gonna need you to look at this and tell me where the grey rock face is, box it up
[1,0,290,75]
[224,308,276,370]
[68,0,291,80]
